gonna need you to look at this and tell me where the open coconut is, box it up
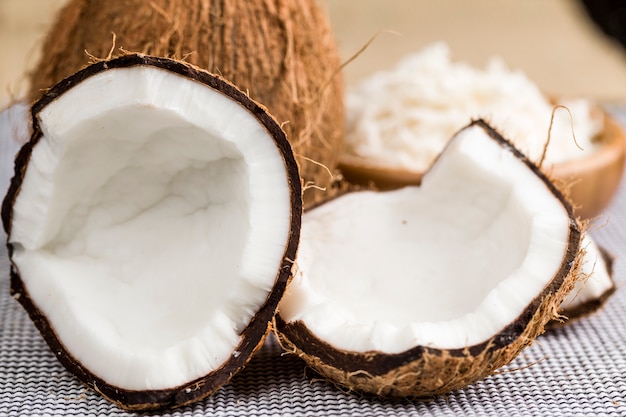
[275,119,582,398]
[558,235,615,323]
[27,0,344,207]
[2,54,301,410]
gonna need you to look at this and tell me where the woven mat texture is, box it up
[0,108,625,417]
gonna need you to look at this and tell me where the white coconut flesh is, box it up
[562,235,612,310]
[7,67,293,390]
[280,123,573,354]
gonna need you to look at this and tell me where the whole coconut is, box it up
[28,0,344,206]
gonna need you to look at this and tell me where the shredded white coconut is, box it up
[344,43,604,171]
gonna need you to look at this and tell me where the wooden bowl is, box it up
[338,112,626,220]
[550,114,625,219]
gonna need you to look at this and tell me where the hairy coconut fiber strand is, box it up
[28,0,344,206]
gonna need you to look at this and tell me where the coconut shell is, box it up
[275,267,580,398]
[7,54,302,410]
[549,245,616,329]
[275,120,584,398]
[28,0,344,206]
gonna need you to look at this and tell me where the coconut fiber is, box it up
[28,0,345,206]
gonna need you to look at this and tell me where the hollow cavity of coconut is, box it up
[275,120,582,398]
[28,0,344,207]
[3,54,301,410]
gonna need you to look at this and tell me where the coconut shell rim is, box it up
[2,53,303,411]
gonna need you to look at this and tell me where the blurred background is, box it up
[2,0,626,108]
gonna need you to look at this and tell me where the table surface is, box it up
[0,107,625,417]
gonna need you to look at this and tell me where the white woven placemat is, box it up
[0,107,625,417]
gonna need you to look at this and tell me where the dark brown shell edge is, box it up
[274,119,583,398]
[2,54,302,410]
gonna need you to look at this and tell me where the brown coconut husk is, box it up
[275,244,582,398]
[28,0,344,206]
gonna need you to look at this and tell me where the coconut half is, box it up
[2,55,301,410]
[558,235,615,323]
[275,120,582,397]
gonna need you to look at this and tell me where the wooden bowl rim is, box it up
[339,111,626,187]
